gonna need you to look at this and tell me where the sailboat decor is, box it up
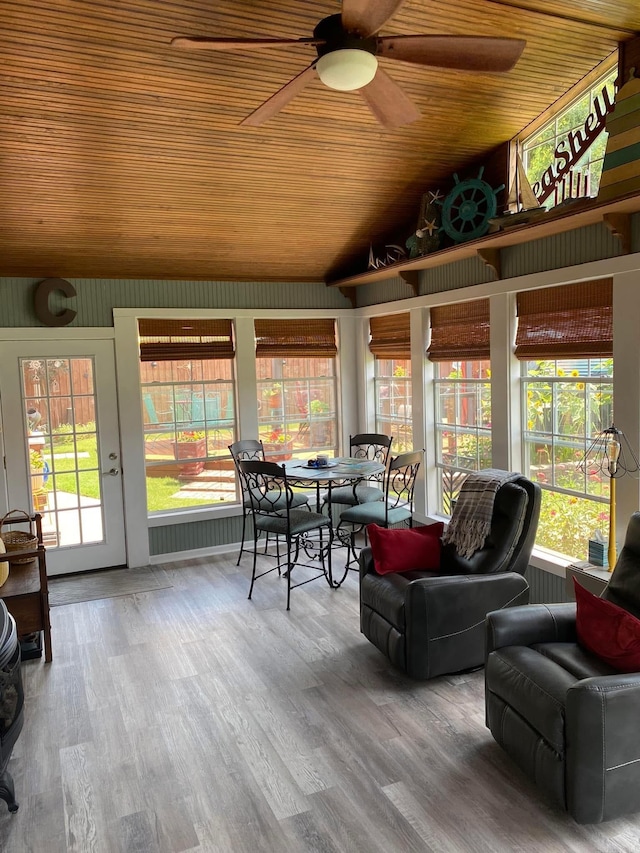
[489,149,546,232]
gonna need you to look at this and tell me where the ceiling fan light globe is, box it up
[316,49,378,91]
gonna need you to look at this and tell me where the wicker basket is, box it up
[0,510,38,564]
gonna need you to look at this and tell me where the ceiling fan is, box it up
[172,0,526,128]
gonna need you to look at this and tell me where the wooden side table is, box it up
[0,514,52,662]
[566,561,611,600]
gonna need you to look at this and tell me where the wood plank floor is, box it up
[2,549,640,852]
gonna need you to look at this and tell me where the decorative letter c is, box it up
[34,278,77,326]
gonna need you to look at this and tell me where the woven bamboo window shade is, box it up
[515,279,612,359]
[254,319,337,357]
[138,319,235,361]
[427,299,490,361]
[368,313,411,359]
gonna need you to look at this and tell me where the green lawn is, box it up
[49,435,218,512]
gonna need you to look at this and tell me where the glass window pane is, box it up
[536,492,610,562]
[78,470,101,505]
[57,509,81,547]
[74,397,95,430]
[76,433,97,471]
[374,358,412,451]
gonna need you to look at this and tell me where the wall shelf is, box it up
[326,192,640,289]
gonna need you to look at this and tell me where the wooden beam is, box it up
[338,286,357,308]
[603,212,632,254]
[399,270,420,295]
[477,247,501,279]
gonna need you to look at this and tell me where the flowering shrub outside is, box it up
[266,428,292,445]
[536,490,609,561]
[176,430,205,443]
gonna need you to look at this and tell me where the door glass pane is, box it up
[21,357,104,548]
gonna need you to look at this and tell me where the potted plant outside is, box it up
[263,384,283,410]
[262,429,294,461]
[29,450,45,492]
[174,430,207,476]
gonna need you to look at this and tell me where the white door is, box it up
[0,339,126,575]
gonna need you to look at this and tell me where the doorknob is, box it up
[104,468,120,476]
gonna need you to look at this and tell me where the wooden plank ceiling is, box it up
[1,0,638,284]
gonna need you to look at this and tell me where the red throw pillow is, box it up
[574,578,640,672]
[367,522,444,575]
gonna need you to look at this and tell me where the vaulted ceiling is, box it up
[2,1,639,284]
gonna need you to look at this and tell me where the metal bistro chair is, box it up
[238,460,334,610]
[322,433,393,512]
[229,439,309,565]
[336,450,423,585]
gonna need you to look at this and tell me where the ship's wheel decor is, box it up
[438,168,504,243]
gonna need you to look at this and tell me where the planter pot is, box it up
[32,489,48,513]
[30,472,44,492]
[263,440,294,462]
[175,439,206,477]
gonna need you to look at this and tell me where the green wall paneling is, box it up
[422,255,494,296]
[0,278,351,328]
[501,222,622,279]
[149,514,244,557]
[527,565,569,604]
[354,276,417,308]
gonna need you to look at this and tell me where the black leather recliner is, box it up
[359,473,541,680]
[485,511,640,824]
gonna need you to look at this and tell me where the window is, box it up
[369,314,412,451]
[517,281,613,560]
[255,319,338,460]
[429,300,491,514]
[139,319,238,513]
[434,360,492,513]
[521,66,617,204]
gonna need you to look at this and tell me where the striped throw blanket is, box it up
[442,469,521,559]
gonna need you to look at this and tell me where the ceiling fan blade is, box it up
[341,0,407,38]
[241,63,318,127]
[377,35,526,72]
[358,67,420,128]
[171,36,325,51]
